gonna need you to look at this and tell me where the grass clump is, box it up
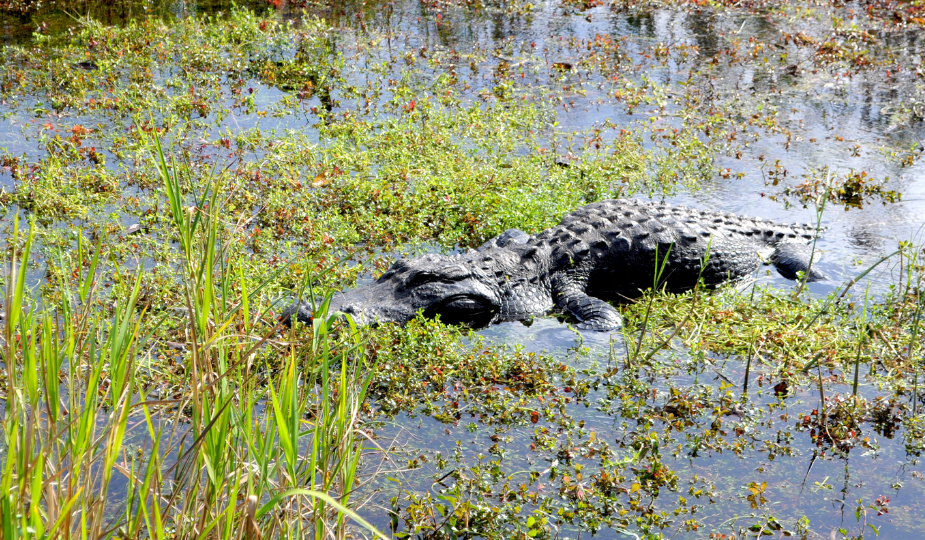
[0,136,382,539]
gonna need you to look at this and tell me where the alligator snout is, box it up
[281,256,503,329]
[280,287,420,328]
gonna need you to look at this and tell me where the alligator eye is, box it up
[406,272,440,288]
[427,296,496,328]
[441,297,487,312]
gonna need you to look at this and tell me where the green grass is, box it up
[0,136,381,539]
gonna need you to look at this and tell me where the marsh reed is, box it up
[0,133,382,539]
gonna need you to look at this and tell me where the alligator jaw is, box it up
[325,286,418,327]
[283,269,504,329]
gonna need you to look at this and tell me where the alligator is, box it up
[284,199,827,331]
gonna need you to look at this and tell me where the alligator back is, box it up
[524,199,820,299]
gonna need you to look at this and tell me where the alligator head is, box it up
[283,251,511,328]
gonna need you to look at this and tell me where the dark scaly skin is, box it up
[285,199,826,331]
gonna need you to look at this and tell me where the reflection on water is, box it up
[307,0,925,277]
[3,0,923,270]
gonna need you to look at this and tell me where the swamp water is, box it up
[1,0,925,538]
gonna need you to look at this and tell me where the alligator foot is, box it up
[559,291,624,332]
[770,243,829,282]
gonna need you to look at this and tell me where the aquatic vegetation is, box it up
[0,139,389,538]
[0,0,924,537]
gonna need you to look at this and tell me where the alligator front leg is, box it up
[553,279,623,331]
[770,243,829,282]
